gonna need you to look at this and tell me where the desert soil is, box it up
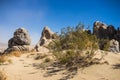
[0,50,120,80]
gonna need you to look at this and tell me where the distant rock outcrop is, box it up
[4,28,33,53]
[93,21,120,52]
[93,21,119,40]
[8,28,31,47]
[93,21,108,39]
[35,26,57,51]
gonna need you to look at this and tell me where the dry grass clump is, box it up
[0,55,12,64]
[0,56,8,63]
[0,70,7,80]
[0,51,22,64]
[6,50,32,57]
[6,51,22,57]
[34,53,49,60]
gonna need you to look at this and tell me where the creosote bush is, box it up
[49,24,99,67]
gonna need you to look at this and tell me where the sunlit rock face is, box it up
[8,28,31,47]
[93,21,120,52]
[109,39,119,53]
[35,26,57,51]
[93,21,108,39]
[4,28,33,54]
[93,21,118,40]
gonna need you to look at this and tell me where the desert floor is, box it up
[0,49,120,80]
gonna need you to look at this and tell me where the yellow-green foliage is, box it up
[99,39,110,51]
[49,25,99,52]
[49,24,99,65]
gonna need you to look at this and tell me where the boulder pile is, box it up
[35,26,57,51]
[93,21,120,52]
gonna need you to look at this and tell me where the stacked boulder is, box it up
[35,26,57,51]
[93,21,108,39]
[93,21,120,52]
[8,28,31,47]
[4,28,33,53]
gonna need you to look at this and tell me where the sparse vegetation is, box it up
[0,55,12,64]
[8,51,22,57]
[0,55,8,64]
[99,39,110,51]
[0,51,22,64]
[34,53,48,60]
[49,23,99,67]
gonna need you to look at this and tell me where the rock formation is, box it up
[35,26,57,51]
[109,39,119,52]
[93,21,108,39]
[4,28,33,53]
[8,28,31,47]
[93,21,120,52]
[93,21,119,40]
[107,25,116,40]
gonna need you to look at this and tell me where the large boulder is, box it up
[93,21,108,39]
[8,28,31,48]
[4,28,33,54]
[35,26,57,51]
[109,39,119,52]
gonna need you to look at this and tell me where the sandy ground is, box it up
[0,50,120,80]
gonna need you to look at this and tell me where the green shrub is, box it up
[49,23,99,66]
[99,39,110,51]
[49,24,99,52]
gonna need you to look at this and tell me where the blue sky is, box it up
[0,0,120,45]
